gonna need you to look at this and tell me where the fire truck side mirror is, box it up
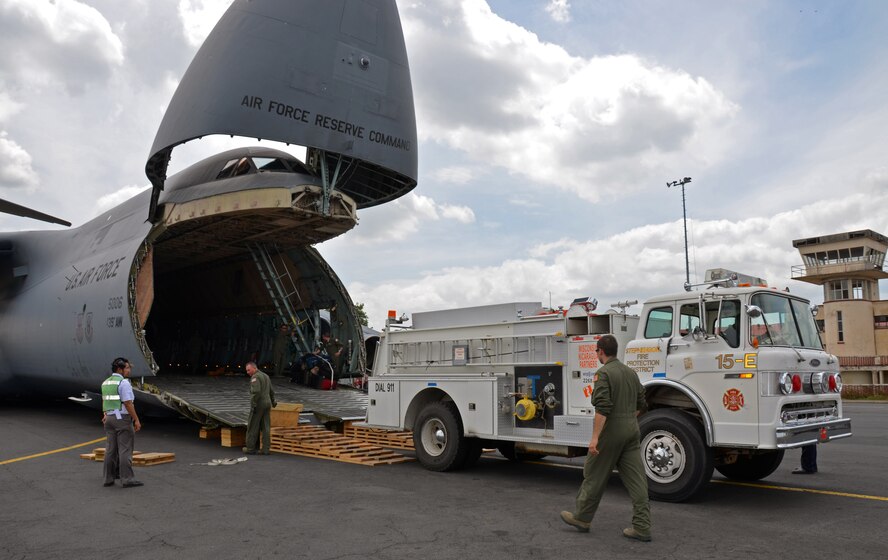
[745,304,763,318]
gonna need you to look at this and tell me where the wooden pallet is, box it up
[79,448,175,466]
[133,452,176,466]
[80,448,143,461]
[342,422,415,450]
[270,426,413,466]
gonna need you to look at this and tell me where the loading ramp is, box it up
[137,375,369,428]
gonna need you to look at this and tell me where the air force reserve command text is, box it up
[240,95,412,152]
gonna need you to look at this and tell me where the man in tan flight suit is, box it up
[560,334,652,542]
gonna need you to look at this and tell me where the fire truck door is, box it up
[666,302,759,446]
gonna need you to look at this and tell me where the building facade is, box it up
[792,229,888,390]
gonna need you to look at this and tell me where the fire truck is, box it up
[365,270,852,502]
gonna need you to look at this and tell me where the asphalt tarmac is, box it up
[1,399,885,560]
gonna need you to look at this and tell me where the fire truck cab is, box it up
[365,270,852,502]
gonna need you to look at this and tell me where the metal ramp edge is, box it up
[136,375,369,429]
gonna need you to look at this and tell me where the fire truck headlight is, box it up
[778,372,793,395]
[811,372,828,394]
[830,373,842,393]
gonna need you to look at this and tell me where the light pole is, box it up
[666,177,692,289]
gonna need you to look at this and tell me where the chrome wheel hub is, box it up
[641,430,686,483]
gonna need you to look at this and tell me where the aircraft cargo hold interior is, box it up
[142,242,362,377]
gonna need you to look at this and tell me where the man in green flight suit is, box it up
[560,334,652,542]
[243,361,276,455]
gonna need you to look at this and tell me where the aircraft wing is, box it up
[0,198,71,227]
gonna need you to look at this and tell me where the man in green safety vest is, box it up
[102,357,143,488]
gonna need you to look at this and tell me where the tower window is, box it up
[852,280,864,299]
[828,280,849,300]
[837,311,844,343]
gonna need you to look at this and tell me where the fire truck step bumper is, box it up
[775,418,852,449]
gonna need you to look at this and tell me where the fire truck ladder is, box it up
[247,242,316,355]
[389,334,557,368]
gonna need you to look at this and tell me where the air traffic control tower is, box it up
[792,230,888,388]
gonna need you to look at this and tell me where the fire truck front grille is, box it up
[780,401,839,425]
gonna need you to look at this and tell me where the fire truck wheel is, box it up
[413,401,469,471]
[715,450,785,481]
[638,409,714,502]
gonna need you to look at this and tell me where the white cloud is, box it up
[95,184,149,214]
[344,193,476,245]
[0,0,124,94]
[350,183,888,328]
[0,131,38,190]
[508,197,542,209]
[440,204,476,223]
[178,0,233,47]
[0,91,23,122]
[545,0,571,23]
[429,165,479,185]
[402,1,738,202]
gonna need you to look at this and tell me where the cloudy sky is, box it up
[1,0,887,328]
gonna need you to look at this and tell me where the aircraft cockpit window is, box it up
[286,159,311,174]
[253,157,289,172]
[217,157,253,179]
[217,159,239,178]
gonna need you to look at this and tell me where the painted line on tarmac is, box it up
[0,437,105,466]
[712,479,888,502]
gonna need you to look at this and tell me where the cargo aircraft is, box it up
[0,0,416,423]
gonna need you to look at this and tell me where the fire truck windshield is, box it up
[749,292,823,349]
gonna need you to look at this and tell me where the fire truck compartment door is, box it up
[567,337,600,415]
[368,379,401,428]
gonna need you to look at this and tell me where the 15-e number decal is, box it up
[716,353,757,369]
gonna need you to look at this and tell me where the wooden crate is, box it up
[270,402,304,427]
[199,426,221,440]
[221,427,246,448]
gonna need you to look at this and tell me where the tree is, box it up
[354,302,369,327]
